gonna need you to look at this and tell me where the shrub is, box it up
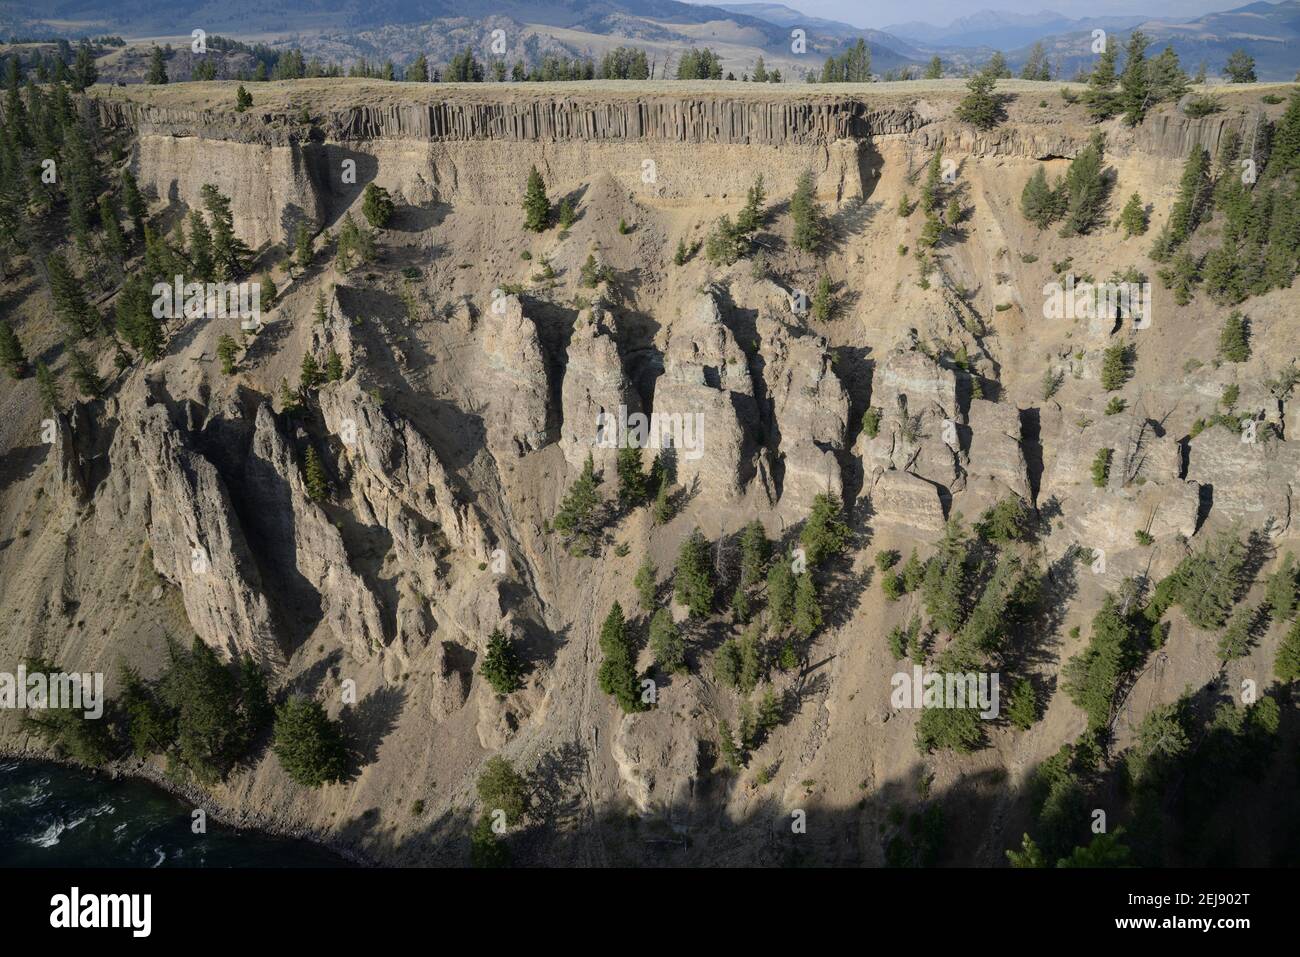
[1091,448,1113,487]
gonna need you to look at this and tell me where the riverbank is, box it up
[0,744,371,867]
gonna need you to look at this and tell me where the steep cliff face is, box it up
[95,87,1268,259]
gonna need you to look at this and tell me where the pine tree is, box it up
[1020,166,1062,228]
[99,193,129,266]
[361,182,394,228]
[67,345,103,397]
[792,572,822,640]
[616,444,647,508]
[800,493,849,567]
[766,556,796,633]
[271,697,347,788]
[648,608,685,672]
[326,350,344,381]
[924,56,943,79]
[300,352,323,390]
[1119,192,1147,237]
[115,276,163,361]
[1084,38,1120,121]
[789,170,825,253]
[652,470,675,525]
[739,520,769,588]
[1218,311,1250,362]
[673,529,714,617]
[121,170,147,240]
[673,238,690,266]
[597,602,641,712]
[1276,619,1300,684]
[522,166,550,232]
[303,445,328,501]
[217,335,238,375]
[0,320,28,378]
[146,46,168,85]
[1223,49,1256,83]
[187,209,214,281]
[294,222,313,270]
[1062,594,1137,729]
[554,453,602,552]
[35,360,61,414]
[736,174,766,234]
[260,272,277,308]
[46,253,96,338]
[955,70,1001,130]
[1165,148,1210,250]
[1007,678,1038,730]
[235,85,253,111]
[1059,132,1107,237]
[201,184,248,279]
[480,628,524,694]
[811,274,833,321]
[1100,343,1131,391]
[633,557,657,611]
[1118,30,1152,126]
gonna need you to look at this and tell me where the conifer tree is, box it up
[597,602,641,712]
[0,320,28,378]
[361,182,394,228]
[1084,38,1120,121]
[1119,192,1147,237]
[1058,132,1107,237]
[300,352,323,390]
[766,556,796,633]
[616,444,647,508]
[326,350,344,381]
[295,222,313,270]
[1118,30,1152,125]
[303,445,328,501]
[1020,166,1062,229]
[634,557,656,611]
[46,253,96,338]
[260,272,277,308]
[146,46,168,85]
[99,193,129,266]
[789,170,824,253]
[35,360,61,414]
[480,628,524,695]
[739,520,769,588]
[522,166,550,232]
[272,696,348,788]
[115,275,163,361]
[954,70,1001,130]
[216,334,238,375]
[792,572,822,640]
[554,453,602,552]
[187,209,214,281]
[800,493,849,567]
[67,345,103,397]
[1218,311,1250,362]
[648,608,685,672]
[673,529,714,617]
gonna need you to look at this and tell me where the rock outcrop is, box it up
[477,295,552,458]
[1187,427,1297,536]
[560,304,640,470]
[658,293,759,501]
[857,346,962,492]
[109,402,282,667]
[755,315,848,512]
[319,379,491,569]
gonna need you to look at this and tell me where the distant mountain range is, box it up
[882,8,1154,50]
[2,0,1297,80]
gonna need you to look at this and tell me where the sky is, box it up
[694,0,1264,29]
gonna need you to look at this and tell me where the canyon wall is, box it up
[96,91,1266,251]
